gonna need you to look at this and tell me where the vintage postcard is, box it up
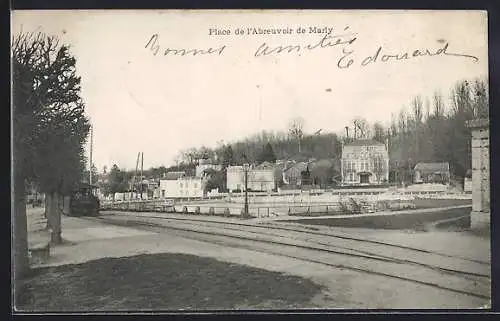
[11,10,490,312]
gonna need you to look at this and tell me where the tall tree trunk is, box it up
[13,169,30,307]
[44,194,51,229]
[46,192,62,244]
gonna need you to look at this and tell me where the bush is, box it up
[349,198,363,214]
[338,200,351,214]
[376,200,389,211]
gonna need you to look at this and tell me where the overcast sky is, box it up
[12,10,488,171]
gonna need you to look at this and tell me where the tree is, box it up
[83,163,99,185]
[352,117,371,139]
[258,142,277,164]
[372,153,387,184]
[12,30,90,299]
[203,169,224,192]
[105,164,127,200]
[472,78,489,119]
[310,159,333,188]
[221,145,234,168]
[372,122,386,144]
[288,117,304,153]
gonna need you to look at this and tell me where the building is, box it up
[413,162,450,184]
[467,118,490,229]
[282,161,308,186]
[341,139,389,185]
[226,163,275,192]
[252,162,276,191]
[159,171,206,199]
[195,158,222,177]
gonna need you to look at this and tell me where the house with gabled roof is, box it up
[341,139,389,185]
[413,162,450,184]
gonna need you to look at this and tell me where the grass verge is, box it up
[284,206,472,230]
[16,253,324,311]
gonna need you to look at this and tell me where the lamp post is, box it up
[243,163,250,218]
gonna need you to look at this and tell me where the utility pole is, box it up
[244,166,249,217]
[140,152,144,199]
[89,125,93,186]
[243,163,250,218]
[131,152,140,199]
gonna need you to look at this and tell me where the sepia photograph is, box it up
[11,9,490,311]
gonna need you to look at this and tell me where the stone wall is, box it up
[467,118,490,229]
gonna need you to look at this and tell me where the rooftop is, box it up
[344,139,385,147]
[283,161,308,172]
[414,162,450,173]
[163,171,186,180]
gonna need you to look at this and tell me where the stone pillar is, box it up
[466,119,490,229]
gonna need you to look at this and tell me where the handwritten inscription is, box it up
[356,41,480,67]
[144,29,479,68]
[145,34,226,57]
[254,27,357,57]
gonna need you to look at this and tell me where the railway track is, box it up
[85,211,491,302]
[99,210,489,265]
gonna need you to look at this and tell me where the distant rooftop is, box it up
[414,162,450,173]
[163,171,186,180]
[255,161,275,169]
[344,139,385,147]
[283,161,308,172]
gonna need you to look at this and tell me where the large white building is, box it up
[159,171,206,199]
[341,139,389,185]
[227,163,275,192]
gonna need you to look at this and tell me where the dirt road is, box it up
[39,212,490,309]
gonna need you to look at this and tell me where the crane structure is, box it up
[130,152,144,199]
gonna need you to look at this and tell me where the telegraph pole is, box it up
[89,125,93,186]
[140,152,144,199]
[244,164,249,218]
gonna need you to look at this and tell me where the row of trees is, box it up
[168,78,488,187]
[387,78,488,182]
[101,77,488,197]
[13,30,91,297]
[104,78,487,195]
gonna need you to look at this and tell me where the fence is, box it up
[99,188,469,218]
[99,199,396,218]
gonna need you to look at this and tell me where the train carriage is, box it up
[68,183,100,217]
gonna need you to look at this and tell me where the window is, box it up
[180,182,183,188]
[194,183,198,189]
[161,190,165,197]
